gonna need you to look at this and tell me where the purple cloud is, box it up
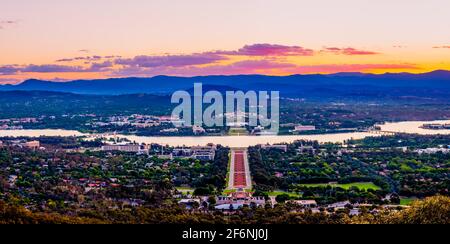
[322,47,379,55]
[56,55,104,62]
[22,64,85,73]
[0,65,21,75]
[104,55,122,59]
[88,61,113,71]
[115,53,227,68]
[113,44,313,70]
[215,44,314,56]
[55,58,75,62]
[1,43,420,79]
[112,59,296,77]
[1,61,113,75]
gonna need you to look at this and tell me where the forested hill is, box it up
[0,90,172,118]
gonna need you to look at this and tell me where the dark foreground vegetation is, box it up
[1,196,448,224]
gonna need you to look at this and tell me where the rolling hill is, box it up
[1,70,450,102]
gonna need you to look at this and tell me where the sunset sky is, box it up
[1,0,449,84]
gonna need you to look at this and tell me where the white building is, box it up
[327,201,351,210]
[260,144,288,152]
[101,144,148,153]
[192,125,206,134]
[289,200,317,208]
[171,145,217,161]
[192,145,216,160]
[160,128,179,133]
[24,141,40,149]
[216,191,266,210]
[294,125,316,132]
[414,148,450,155]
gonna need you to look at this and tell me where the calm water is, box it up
[379,120,450,135]
[0,120,449,147]
[0,129,85,137]
[107,132,376,147]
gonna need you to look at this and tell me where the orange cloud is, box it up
[322,47,379,55]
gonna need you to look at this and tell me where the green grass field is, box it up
[228,127,249,136]
[223,189,236,194]
[400,198,417,206]
[298,182,381,191]
[268,191,302,198]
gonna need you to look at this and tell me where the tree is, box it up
[207,196,216,205]
[194,187,212,196]
[191,201,200,209]
[229,204,234,211]
[390,195,450,224]
[275,194,290,203]
[390,193,401,204]
[202,201,208,209]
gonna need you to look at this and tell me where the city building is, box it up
[288,200,317,208]
[192,125,206,134]
[191,145,216,161]
[421,123,450,130]
[24,141,40,149]
[160,128,179,133]
[171,145,217,161]
[414,148,450,154]
[297,145,316,154]
[327,201,352,210]
[101,144,149,154]
[215,190,266,211]
[172,148,193,157]
[260,144,288,152]
[178,199,201,210]
[294,125,316,132]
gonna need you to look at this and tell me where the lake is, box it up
[0,120,449,147]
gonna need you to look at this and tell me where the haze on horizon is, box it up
[1,0,450,84]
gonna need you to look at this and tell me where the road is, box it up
[227,148,252,190]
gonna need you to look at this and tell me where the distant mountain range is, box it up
[1,70,450,101]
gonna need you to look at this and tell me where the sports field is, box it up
[298,182,381,191]
[268,191,302,197]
